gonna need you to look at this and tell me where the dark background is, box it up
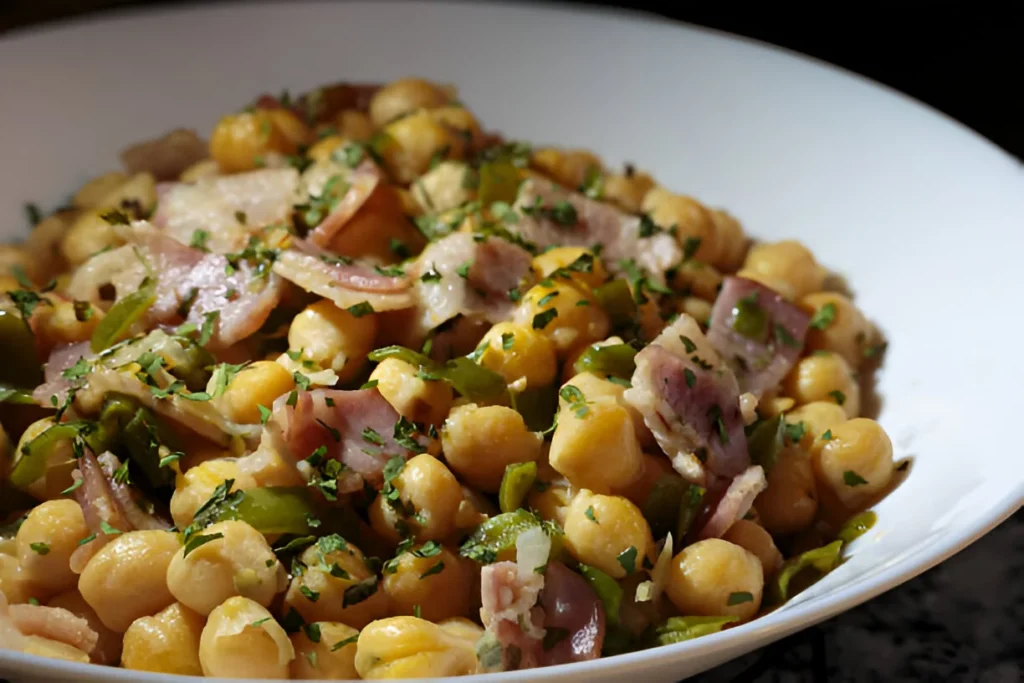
[2,2,1022,682]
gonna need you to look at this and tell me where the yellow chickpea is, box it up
[560,371,653,448]
[60,211,125,267]
[166,521,286,616]
[602,168,656,213]
[169,459,257,529]
[562,490,654,579]
[722,520,783,579]
[282,537,387,629]
[306,134,347,163]
[512,280,609,357]
[476,321,557,389]
[48,590,123,665]
[530,246,607,290]
[218,360,296,424]
[354,616,478,679]
[326,182,426,262]
[813,418,894,511]
[665,539,763,621]
[179,159,219,182]
[26,212,72,281]
[34,298,103,348]
[80,530,181,632]
[526,466,575,527]
[382,545,471,621]
[800,292,871,368]
[289,299,378,383]
[785,401,848,449]
[754,445,819,536]
[0,553,31,605]
[678,296,713,324]
[709,209,748,272]
[441,404,542,492]
[72,171,129,209]
[735,267,798,301]
[14,416,78,500]
[370,78,452,128]
[369,454,464,543]
[369,358,453,426]
[199,596,294,679]
[210,109,306,173]
[121,602,206,675]
[15,499,88,599]
[290,621,359,679]
[429,106,482,149]
[380,110,464,184]
[783,352,860,418]
[20,636,90,663]
[641,187,717,263]
[412,160,475,214]
[336,109,374,141]
[549,399,643,494]
[0,245,44,285]
[530,148,604,189]
[743,240,826,300]
[671,260,723,301]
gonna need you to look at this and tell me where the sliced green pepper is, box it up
[217,487,316,536]
[478,160,521,207]
[836,510,876,544]
[368,346,510,405]
[120,407,179,491]
[459,509,563,564]
[747,415,785,473]
[730,293,768,341]
[642,475,689,540]
[578,564,622,626]
[593,279,637,329]
[676,483,706,541]
[170,339,217,392]
[498,461,538,513]
[90,283,156,352]
[773,540,843,603]
[655,616,738,645]
[11,421,98,488]
[0,308,43,389]
[0,385,36,405]
[573,343,638,380]
[511,384,558,433]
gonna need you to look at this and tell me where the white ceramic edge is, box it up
[1,1,1022,681]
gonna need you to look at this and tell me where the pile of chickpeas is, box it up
[0,77,897,679]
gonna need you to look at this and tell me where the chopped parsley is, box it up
[843,470,868,487]
[784,421,806,444]
[419,561,446,579]
[189,229,210,251]
[679,335,697,353]
[828,389,847,406]
[500,332,515,351]
[299,585,320,602]
[73,300,94,321]
[332,634,359,651]
[616,546,638,575]
[29,542,50,555]
[684,368,697,389]
[455,261,472,279]
[347,302,374,318]
[420,264,442,283]
[809,302,837,330]
[342,576,379,607]
[727,591,754,606]
[532,308,558,330]
[183,532,223,557]
[559,385,589,419]
[821,429,834,441]
[584,506,598,523]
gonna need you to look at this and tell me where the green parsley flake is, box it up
[843,470,868,487]
[727,591,754,606]
[347,302,374,318]
[584,506,598,523]
[828,389,847,406]
[532,308,558,330]
[616,546,638,575]
[29,542,50,556]
[809,302,837,330]
[183,532,223,557]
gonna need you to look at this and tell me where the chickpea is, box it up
[380,110,464,184]
[80,530,180,632]
[121,602,205,675]
[722,520,783,579]
[614,452,675,508]
[179,159,219,182]
[199,596,294,679]
[412,160,475,213]
[354,616,478,679]
[550,399,643,494]
[530,148,604,189]
[166,521,285,616]
[743,240,825,300]
[15,499,88,599]
[441,404,542,492]
[48,590,122,665]
[21,635,90,663]
[429,106,482,149]
[560,371,653,448]
[785,401,848,449]
[34,298,103,348]
[527,468,575,527]
[210,109,307,173]
[642,187,717,263]
[306,134,346,163]
[370,78,451,128]
[336,109,374,141]
[665,539,763,621]
[735,267,797,301]
[26,213,72,282]
[96,171,158,214]
[289,299,378,383]
[476,321,557,389]
[563,491,654,579]
[382,545,471,621]
[603,168,655,213]
[0,553,31,604]
[708,209,747,272]
[671,260,723,302]
[369,358,453,426]
[0,245,43,285]
[813,418,894,511]
[72,171,129,209]
[60,211,125,267]
[800,292,871,368]
[218,360,296,424]
[15,417,76,501]
[530,246,607,290]
[783,352,860,418]
[512,280,610,357]
[169,459,256,529]
[678,296,713,325]
[754,445,818,536]
[369,454,463,543]
[290,621,359,679]
[325,181,426,264]
[282,537,387,629]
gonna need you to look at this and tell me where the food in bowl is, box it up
[0,76,896,677]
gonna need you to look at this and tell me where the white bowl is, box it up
[1,2,1022,681]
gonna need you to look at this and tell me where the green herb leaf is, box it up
[532,308,558,330]
[828,389,846,406]
[843,470,868,487]
[809,302,836,330]
[727,591,753,606]
[346,302,374,318]
[616,546,638,575]
[29,542,50,556]
[183,532,223,557]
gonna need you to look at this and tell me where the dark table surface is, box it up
[2,3,1022,682]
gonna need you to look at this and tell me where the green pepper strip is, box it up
[459,509,563,564]
[642,475,690,540]
[511,384,558,433]
[593,279,637,329]
[498,461,538,514]
[655,616,738,646]
[0,385,36,405]
[836,510,877,544]
[676,483,706,541]
[11,421,97,488]
[0,308,43,388]
[368,346,510,405]
[747,415,785,473]
[171,339,217,392]
[217,487,316,536]
[573,343,638,380]
[773,540,843,603]
[478,160,521,207]
[90,283,156,352]
[578,564,623,627]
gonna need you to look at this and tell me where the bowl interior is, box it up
[1,2,1022,681]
